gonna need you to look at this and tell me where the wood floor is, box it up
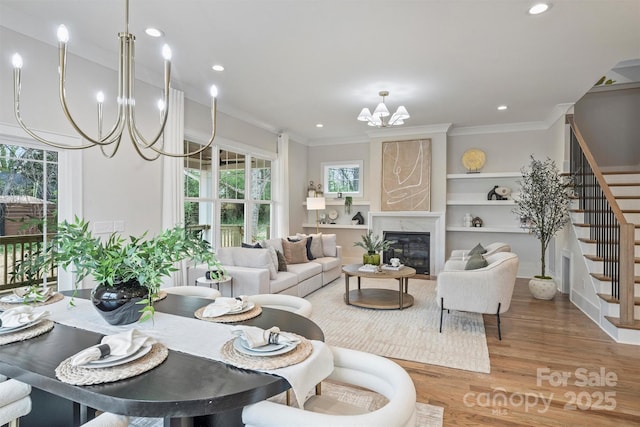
[396,278,640,426]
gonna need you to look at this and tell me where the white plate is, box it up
[228,301,255,314]
[0,319,43,335]
[0,295,36,303]
[233,337,296,357]
[239,338,285,353]
[82,345,153,369]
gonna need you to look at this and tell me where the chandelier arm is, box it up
[13,68,98,149]
[127,126,163,161]
[99,134,125,159]
[57,39,125,147]
[146,97,217,158]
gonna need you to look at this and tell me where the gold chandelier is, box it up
[357,91,410,128]
[11,0,217,161]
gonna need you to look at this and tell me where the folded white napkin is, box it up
[70,329,156,366]
[0,306,49,329]
[14,286,53,300]
[202,295,248,318]
[232,325,301,349]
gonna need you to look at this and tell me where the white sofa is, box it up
[448,241,511,260]
[189,234,342,298]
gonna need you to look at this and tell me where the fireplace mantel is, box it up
[368,211,445,275]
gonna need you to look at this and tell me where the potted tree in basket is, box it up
[17,216,222,324]
[513,155,573,299]
[354,230,395,266]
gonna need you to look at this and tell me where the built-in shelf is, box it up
[446,172,521,179]
[302,200,370,206]
[447,200,516,206]
[447,226,531,234]
[302,223,368,229]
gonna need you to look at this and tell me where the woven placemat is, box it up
[0,319,55,346]
[194,304,263,323]
[0,292,64,311]
[220,334,313,370]
[55,343,169,386]
[152,290,167,302]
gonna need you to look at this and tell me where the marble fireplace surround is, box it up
[368,211,445,275]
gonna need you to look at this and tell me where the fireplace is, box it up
[383,231,430,274]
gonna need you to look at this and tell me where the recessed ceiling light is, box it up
[316,123,324,128]
[528,3,550,15]
[212,64,225,72]
[145,27,164,38]
[497,105,508,111]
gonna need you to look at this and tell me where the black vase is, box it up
[91,280,149,325]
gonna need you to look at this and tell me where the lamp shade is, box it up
[306,197,326,210]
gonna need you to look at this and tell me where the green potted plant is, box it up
[354,230,395,265]
[17,216,221,324]
[344,196,353,214]
[513,155,573,299]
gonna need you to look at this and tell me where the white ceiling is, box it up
[1,0,639,145]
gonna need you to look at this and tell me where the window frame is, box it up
[322,160,363,198]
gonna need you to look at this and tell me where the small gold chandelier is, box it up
[11,0,217,161]
[357,91,410,127]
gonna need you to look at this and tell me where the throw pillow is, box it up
[465,253,488,270]
[288,236,314,260]
[298,232,324,259]
[282,238,309,264]
[265,246,278,279]
[468,243,486,255]
[321,234,337,257]
[275,249,288,271]
[241,242,262,248]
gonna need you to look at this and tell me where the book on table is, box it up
[381,264,404,271]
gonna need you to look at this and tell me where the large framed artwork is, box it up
[381,139,431,211]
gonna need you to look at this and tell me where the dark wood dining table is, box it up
[0,289,324,427]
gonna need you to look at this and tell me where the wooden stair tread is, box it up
[584,254,640,263]
[578,237,640,245]
[573,222,640,228]
[607,182,640,187]
[601,170,640,175]
[597,293,640,305]
[604,316,640,330]
[590,272,640,283]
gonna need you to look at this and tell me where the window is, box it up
[184,141,274,248]
[322,161,363,197]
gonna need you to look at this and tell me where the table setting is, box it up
[0,305,54,345]
[0,286,64,310]
[194,295,263,323]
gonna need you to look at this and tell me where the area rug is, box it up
[306,277,491,373]
[130,382,444,427]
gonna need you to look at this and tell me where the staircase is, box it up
[568,115,640,343]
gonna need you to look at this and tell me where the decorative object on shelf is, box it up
[513,155,573,299]
[461,148,486,173]
[327,209,339,224]
[354,230,396,266]
[472,217,483,227]
[306,196,326,233]
[315,183,323,197]
[307,181,316,197]
[337,192,343,199]
[463,213,473,227]
[357,90,410,128]
[15,217,220,324]
[487,185,511,200]
[344,196,353,214]
[352,211,365,225]
[10,0,218,161]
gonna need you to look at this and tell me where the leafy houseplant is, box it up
[344,196,353,214]
[513,156,573,298]
[18,217,221,323]
[354,230,395,265]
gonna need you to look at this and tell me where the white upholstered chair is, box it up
[448,241,511,260]
[242,346,416,427]
[0,376,31,427]
[247,294,313,318]
[437,251,519,340]
[82,412,129,426]
[163,286,221,299]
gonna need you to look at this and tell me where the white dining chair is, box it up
[247,294,313,318]
[242,346,417,427]
[163,286,221,299]
[81,412,129,426]
[0,376,32,427]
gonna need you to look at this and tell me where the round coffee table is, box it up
[342,264,417,310]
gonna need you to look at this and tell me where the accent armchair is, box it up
[448,241,511,260]
[437,252,519,340]
[242,346,417,427]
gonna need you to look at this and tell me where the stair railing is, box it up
[567,115,635,325]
